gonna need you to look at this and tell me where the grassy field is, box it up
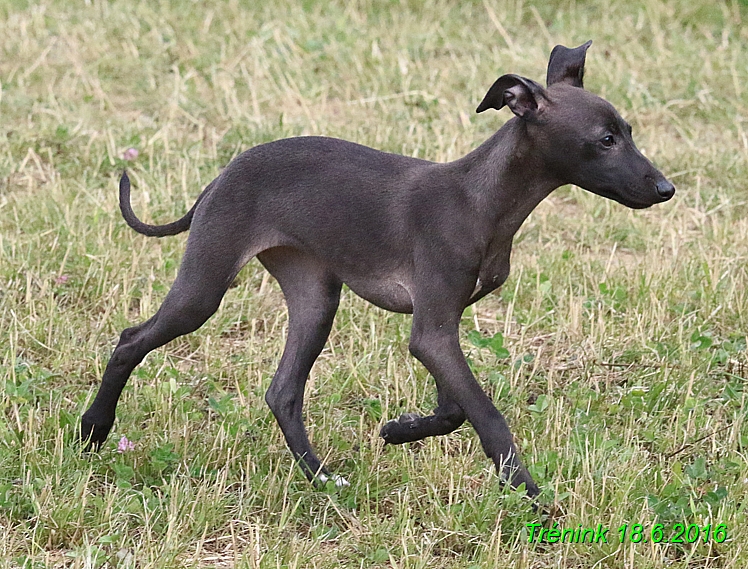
[2,0,748,567]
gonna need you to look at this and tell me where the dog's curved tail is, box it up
[119,171,210,237]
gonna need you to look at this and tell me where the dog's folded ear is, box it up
[476,74,547,121]
[546,40,592,88]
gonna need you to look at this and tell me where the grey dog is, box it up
[82,42,674,497]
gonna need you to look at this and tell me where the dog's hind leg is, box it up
[379,387,465,444]
[81,230,249,448]
[258,247,345,486]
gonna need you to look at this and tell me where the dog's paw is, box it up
[499,461,540,499]
[316,472,350,488]
[379,413,421,444]
[79,416,113,451]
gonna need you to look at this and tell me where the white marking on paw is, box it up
[333,474,350,488]
[317,473,350,488]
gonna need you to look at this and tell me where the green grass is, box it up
[2,0,748,567]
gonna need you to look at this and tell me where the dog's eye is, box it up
[600,135,615,148]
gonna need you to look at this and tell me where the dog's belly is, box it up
[344,277,414,314]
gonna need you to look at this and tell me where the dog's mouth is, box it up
[591,187,653,209]
[592,184,672,210]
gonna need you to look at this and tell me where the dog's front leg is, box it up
[405,289,539,497]
[380,385,465,444]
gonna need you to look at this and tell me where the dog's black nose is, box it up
[656,179,675,200]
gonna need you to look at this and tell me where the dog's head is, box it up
[477,41,674,209]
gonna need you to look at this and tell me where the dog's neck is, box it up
[452,118,562,241]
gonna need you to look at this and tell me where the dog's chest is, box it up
[472,252,511,299]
